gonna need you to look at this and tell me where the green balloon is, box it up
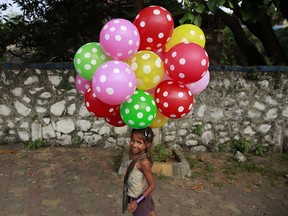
[120,89,157,129]
[74,42,110,80]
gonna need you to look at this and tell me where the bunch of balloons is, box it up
[74,5,210,129]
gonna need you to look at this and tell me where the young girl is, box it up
[126,127,157,216]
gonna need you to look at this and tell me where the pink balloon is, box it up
[186,71,210,95]
[92,60,136,105]
[165,42,209,84]
[100,18,140,60]
[75,74,92,94]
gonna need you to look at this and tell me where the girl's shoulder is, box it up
[138,157,152,169]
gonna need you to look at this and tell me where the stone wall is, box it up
[0,66,287,153]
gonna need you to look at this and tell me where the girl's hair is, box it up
[131,127,155,164]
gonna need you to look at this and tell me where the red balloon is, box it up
[105,109,126,127]
[133,6,174,52]
[165,42,209,84]
[84,88,119,117]
[154,80,194,119]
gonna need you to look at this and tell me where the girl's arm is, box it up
[140,158,155,197]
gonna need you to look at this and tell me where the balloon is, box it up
[120,89,157,129]
[147,70,170,94]
[84,88,119,117]
[75,74,92,94]
[92,60,136,105]
[165,42,209,84]
[133,6,174,52]
[100,18,140,60]
[186,70,210,95]
[155,80,194,119]
[150,109,168,128]
[74,42,110,80]
[105,109,126,127]
[165,24,206,52]
[126,51,164,90]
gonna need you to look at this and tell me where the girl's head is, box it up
[130,127,155,157]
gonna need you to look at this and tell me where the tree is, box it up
[179,0,288,65]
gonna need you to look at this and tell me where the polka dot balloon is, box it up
[75,74,92,95]
[105,109,126,127]
[74,42,110,80]
[165,24,206,52]
[155,80,194,119]
[133,5,174,52]
[92,60,136,105]
[165,42,209,84]
[84,88,119,118]
[150,109,168,128]
[186,70,210,95]
[100,18,140,60]
[120,89,157,129]
[126,50,164,90]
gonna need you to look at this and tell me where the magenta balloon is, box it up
[186,71,210,95]
[92,60,136,105]
[75,74,92,94]
[100,18,140,60]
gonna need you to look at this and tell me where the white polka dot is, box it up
[181,113,186,117]
[167,14,172,21]
[76,59,81,64]
[178,92,184,98]
[120,26,127,31]
[77,48,83,54]
[137,112,143,118]
[147,38,153,43]
[114,68,120,73]
[156,43,162,48]
[201,59,207,66]
[110,27,116,32]
[91,60,96,65]
[103,24,108,29]
[178,106,184,112]
[172,52,177,57]
[128,120,134,125]
[101,55,106,60]
[153,75,160,84]
[200,35,204,40]
[84,64,91,70]
[143,65,151,74]
[153,9,160,15]
[142,54,151,60]
[156,98,160,103]
[148,115,154,121]
[100,75,106,82]
[125,108,130,114]
[179,58,186,65]
[146,106,151,112]
[179,73,185,78]
[139,122,145,126]
[106,88,114,95]
[156,88,161,93]
[170,65,175,71]
[128,82,133,88]
[189,103,193,110]
[163,91,168,97]
[128,40,133,45]
[115,35,122,41]
[92,48,97,53]
[158,33,164,38]
[190,30,196,35]
[105,34,110,40]
[114,19,120,23]
[140,21,145,27]
[86,102,90,107]
[117,53,123,57]
[84,52,91,58]
[163,102,169,108]
[140,97,146,101]
[134,104,140,110]
[96,86,101,92]
[131,63,138,70]
[170,114,176,118]
[127,98,133,103]
[109,108,114,113]
[85,84,90,89]
[77,79,81,84]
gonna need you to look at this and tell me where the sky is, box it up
[0,0,22,17]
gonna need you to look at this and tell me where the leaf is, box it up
[179,12,194,25]
[194,14,202,26]
[195,3,205,14]
[207,0,218,12]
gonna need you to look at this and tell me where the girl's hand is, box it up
[127,200,138,213]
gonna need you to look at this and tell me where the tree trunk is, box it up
[278,0,288,20]
[242,14,288,65]
[215,9,267,66]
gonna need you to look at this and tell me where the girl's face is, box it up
[130,132,148,156]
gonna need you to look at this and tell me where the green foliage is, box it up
[232,139,251,154]
[157,172,166,180]
[31,114,39,121]
[254,144,266,156]
[152,144,174,162]
[193,124,202,136]
[58,73,71,90]
[28,138,45,150]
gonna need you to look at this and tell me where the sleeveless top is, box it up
[127,161,148,198]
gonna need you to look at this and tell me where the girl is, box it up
[126,127,157,216]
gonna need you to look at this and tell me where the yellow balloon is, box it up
[150,110,169,128]
[165,24,206,52]
[126,51,164,90]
